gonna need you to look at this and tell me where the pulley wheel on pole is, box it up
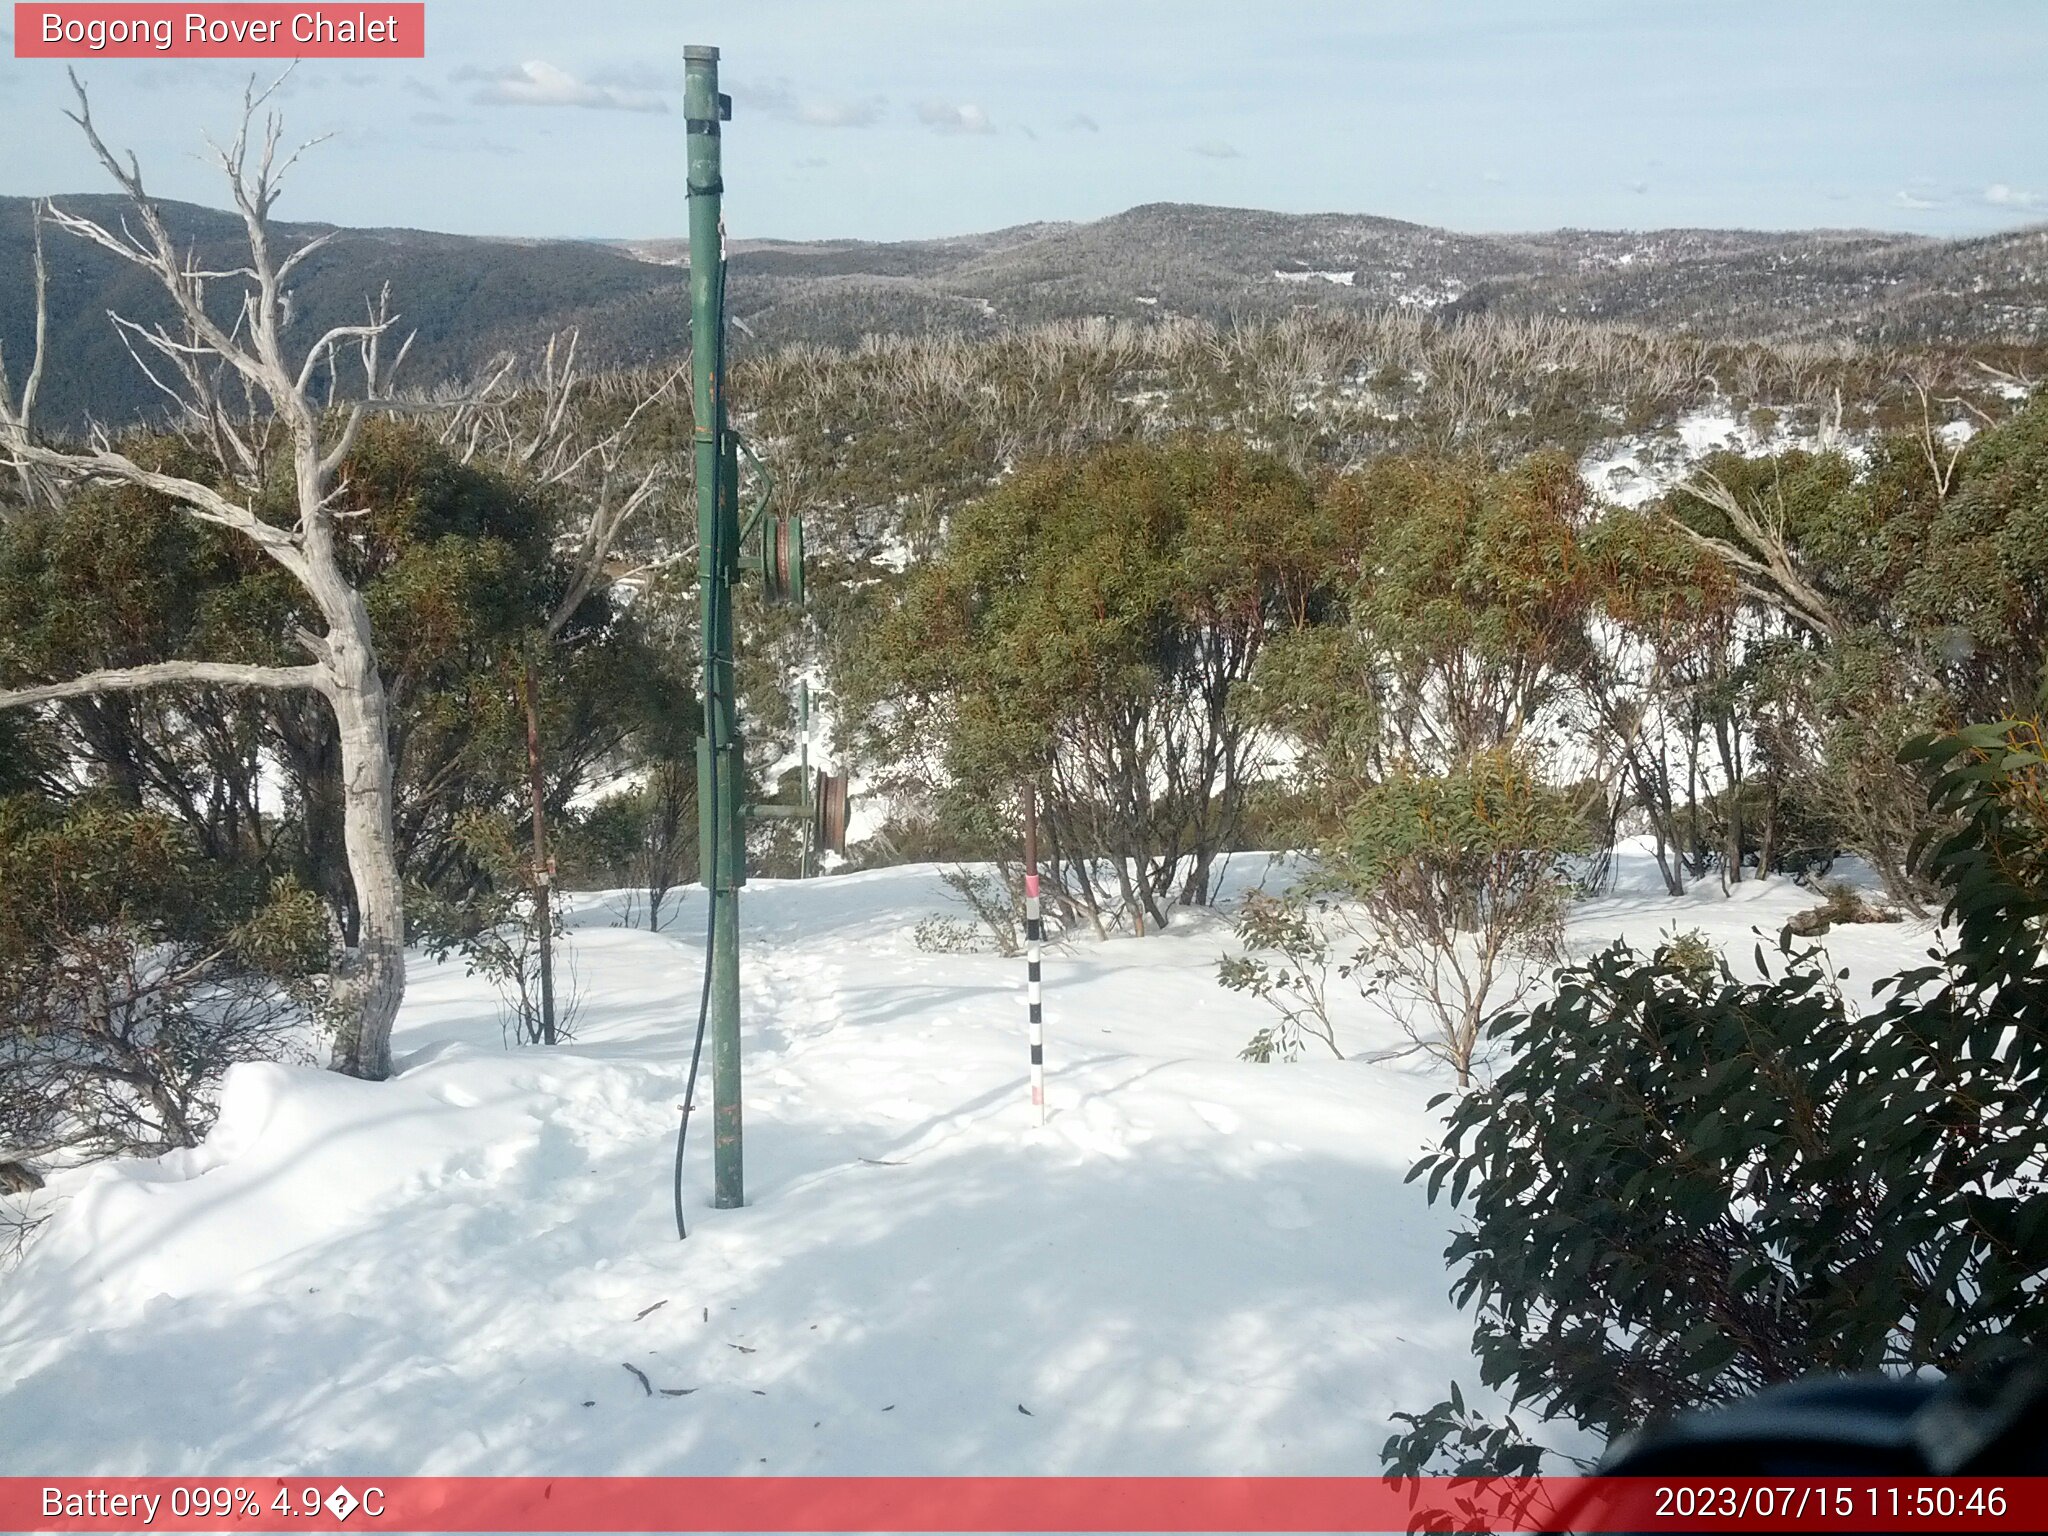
[762,512,805,606]
[813,769,851,856]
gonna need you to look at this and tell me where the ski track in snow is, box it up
[0,849,1934,1475]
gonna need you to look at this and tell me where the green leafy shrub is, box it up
[0,796,328,1159]
[1224,750,1584,1083]
[1386,721,2048,1473]
[410,810,577,1046]
[912,914,989,956]
[855,436,1324,935]
[1219,889,1346,1063]
[1658,926,1719,988]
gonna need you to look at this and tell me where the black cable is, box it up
[673,740,716,1241]
[675,255,732,1241]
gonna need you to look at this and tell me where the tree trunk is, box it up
[1714,712,1745,888]
[1760,768,1779,879]
[521,661,558,1046]
[323,632,407,1080]
[1650,829,1685,898]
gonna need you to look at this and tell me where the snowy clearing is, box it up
[0,849,1933,1475]
[1272,268,1357,286]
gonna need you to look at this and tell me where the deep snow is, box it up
[0,848,1937,1475]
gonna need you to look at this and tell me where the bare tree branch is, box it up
[0,439,311,575]
[1911,374,1964,501]
[0,660,327,711]
[1670,472,1844,641]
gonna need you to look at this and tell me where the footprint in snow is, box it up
[1055,1116,1132,1160]
[1191,1101,1241,1136]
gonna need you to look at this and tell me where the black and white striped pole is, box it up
[1023,783,1045,1126]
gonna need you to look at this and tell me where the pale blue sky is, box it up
[2,0,2043,241]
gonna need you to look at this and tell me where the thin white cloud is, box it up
[735,79,885,128]
[917,101,995,134]
[1894,189,1944,211]
[457,61,667,114]
[1191,139,1240,159]
[589,63,680,94]
[803,98,886,128]
[1985,183,2041,210]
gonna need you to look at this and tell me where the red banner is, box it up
[12,5,425,58]
[1,1477,2044,1532]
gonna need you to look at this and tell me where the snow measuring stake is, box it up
[675,45,852,1236]
[1024,785,1046,1125]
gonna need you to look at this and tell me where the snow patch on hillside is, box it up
[1578,402,1832,508]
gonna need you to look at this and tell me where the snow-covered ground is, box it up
[1578,403,1787,508]
[1574,396,2002,510]
[0,847,1935,1475]
[1273,268,1357,286]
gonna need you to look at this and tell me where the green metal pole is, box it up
[685,44,743,1211]
[798,679,813,880]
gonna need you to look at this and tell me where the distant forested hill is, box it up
[4,194,2042,428]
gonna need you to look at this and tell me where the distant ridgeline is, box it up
[2,195,2043,429]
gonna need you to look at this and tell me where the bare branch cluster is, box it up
[437,329,688,638]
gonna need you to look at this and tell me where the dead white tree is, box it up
[1668,471,1845,643]
[0,203,56,515]
[0,73,414,1079]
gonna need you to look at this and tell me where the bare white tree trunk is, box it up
[326,641,404,1077]
[0,73,425,1079]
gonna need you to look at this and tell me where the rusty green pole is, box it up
[686,44,744,1211]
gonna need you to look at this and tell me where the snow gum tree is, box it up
[1242,452,1597,832]
[1577,501,1746,895]
[1222,748,1585,1082]
[1662,397,2048,911]
[858,436,1327,934]
[1225,455,1595,1077]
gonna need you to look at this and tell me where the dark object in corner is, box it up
[1602,1354,2048,1474]
[0,1160,43,1195]
[1541,1359,2048,1535]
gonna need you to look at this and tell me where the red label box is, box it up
[13,4,426,58]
